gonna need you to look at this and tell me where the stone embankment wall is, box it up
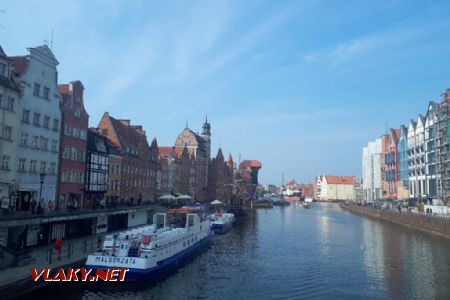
[340,204,450,239]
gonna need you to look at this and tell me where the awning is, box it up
[17,183,40,191]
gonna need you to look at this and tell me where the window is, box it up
[20,133,28,146]
[61,170,67,183]
[2,126,12,140]
[41,137,48,151]
[79,149,85,162]
[33,83,40,96]
[53,119,59,131]
[33,113,41,127]
[44,116,50,129]
[51,140,58,152]
[49,162,56,175]
[0,62,7,77]
[63,145,69,159]
[75,107,81,118]
[7,97,14,111]
[0,94,2,107]
[29,160,37,173]
[71,147,77,160]
[43,87,50,100]
[64,124,70,136]
[32,136,39,149]
[1,155,10,170]
[18,158,26,172]
[40,161,47,173]
[22,109,30,123]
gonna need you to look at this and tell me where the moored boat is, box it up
[210,212,235,234]
[85,207,213,281]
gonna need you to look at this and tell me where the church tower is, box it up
[201,116,211,160]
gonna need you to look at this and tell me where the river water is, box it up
[34,203,450,299]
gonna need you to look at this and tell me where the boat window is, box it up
[183,242,186,247]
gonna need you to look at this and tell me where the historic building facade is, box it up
[10,45,62,211]
[58,81,88,210]
[385,129,400,199]
[104,140,123,205]
[0,46,22,209]
[97,113,158,204]
[84,128,109,208]
[207,148,233,202]
[424,102,439,199]
[174,120,211,200]
[408,116,426,200]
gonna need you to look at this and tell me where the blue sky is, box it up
[1,0,450,184]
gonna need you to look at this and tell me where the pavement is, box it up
[0,232,105,288]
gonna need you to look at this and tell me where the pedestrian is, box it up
[31,198,37,214]
[97,236,102,250]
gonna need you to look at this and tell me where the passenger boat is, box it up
[210,212,235,234]
[85,207,213,281]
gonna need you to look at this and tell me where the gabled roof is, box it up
[388,128,400,144]
[0,46,8,59]
[102,113,150,155]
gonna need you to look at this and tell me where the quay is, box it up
[0,204,165,299]
[340,203,450,239]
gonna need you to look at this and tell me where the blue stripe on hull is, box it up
[211,221,233,234]
[86,232,214,281]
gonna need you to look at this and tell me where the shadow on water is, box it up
[20,203,450,299]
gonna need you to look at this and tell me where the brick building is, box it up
[174,120,211,200]
[97,113,158,204]
[207,148,233,202]
[105,140,123,205]
[58,81,88,210]
[384,128,400,199]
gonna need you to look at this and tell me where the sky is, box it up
[1,0,450,185]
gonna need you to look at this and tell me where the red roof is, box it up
[10,56,29,77]
[325,175,356,185]
[239,160,262,169]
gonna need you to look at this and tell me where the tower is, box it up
[201,115,211,159]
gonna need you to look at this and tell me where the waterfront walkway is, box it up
[341,203,450,239]
[0,232,103,289]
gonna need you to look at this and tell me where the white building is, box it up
[408,116,426,200]
[10,45,62,211]
[0,46,22,208]
[316,175,356,201]
[362,138,383,203]
[424,102,440,199]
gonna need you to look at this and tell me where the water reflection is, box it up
[30,203,450,300]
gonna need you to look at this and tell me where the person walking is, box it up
[31,198,37,214]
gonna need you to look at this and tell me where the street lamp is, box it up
[39,172,46,208]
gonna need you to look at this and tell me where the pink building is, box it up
[385,128,400,199]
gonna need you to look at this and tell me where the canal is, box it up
[33,203,450,299]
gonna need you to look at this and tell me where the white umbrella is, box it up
[177,195,192,200]
[159,194,177,200]
[210,200,223,205]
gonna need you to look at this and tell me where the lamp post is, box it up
[39,172,46,207]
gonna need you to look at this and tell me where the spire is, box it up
[202,115,211,137]
[185,119,188,129]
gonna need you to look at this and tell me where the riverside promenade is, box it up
[340,203,450,239]
[0,232,104,299]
